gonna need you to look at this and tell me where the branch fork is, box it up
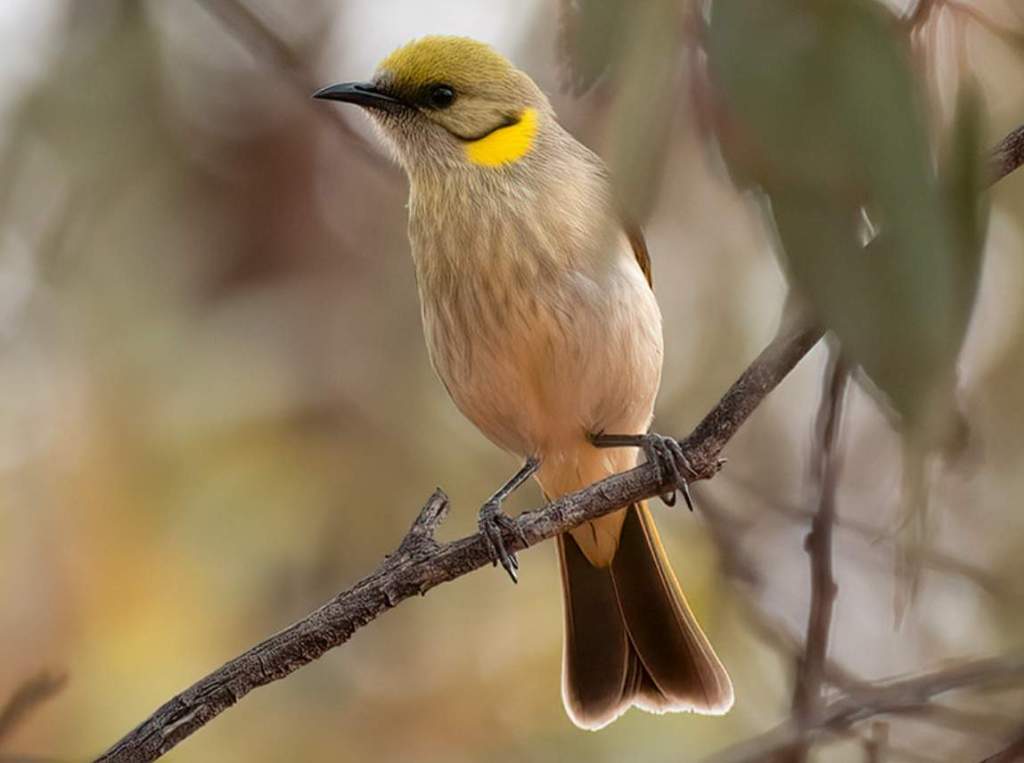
[394,488,449,559]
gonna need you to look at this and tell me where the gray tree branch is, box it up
[94,303,824,762]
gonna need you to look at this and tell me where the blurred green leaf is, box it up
[941,79,989,331]
[603,0,686,223]
[708,0,988,443]
[557,0,630,94]
[560,0,689,225]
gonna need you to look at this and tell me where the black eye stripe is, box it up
[454,114,519,142]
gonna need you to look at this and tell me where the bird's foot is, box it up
[478,499,526,583]
[639,433,698,511]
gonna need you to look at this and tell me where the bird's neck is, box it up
[405,142,612,293]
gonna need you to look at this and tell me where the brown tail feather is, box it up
[557,503,732,729]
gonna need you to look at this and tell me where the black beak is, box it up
[312,81,406,112]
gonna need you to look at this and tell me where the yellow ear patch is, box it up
[465,108,538,167]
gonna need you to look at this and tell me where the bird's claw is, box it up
[479,499,525,583]
[642,434,698,512]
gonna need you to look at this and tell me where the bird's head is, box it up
[314,36,550,172]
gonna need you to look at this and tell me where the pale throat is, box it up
[465,107,538,168]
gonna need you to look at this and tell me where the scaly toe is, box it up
[666,437,698,480]
[478,503,520,583]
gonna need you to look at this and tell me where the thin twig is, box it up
[788,349,849,761]
[708,655,1024,763]
[698,492,869,693]
[193,0,394,171]
[722,472,1006,600]
[863,722,887,763]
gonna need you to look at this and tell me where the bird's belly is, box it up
[421,259,663,462]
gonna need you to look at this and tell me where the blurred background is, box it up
[0,1,1022,761]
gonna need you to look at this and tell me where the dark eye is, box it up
[428,85,455,109]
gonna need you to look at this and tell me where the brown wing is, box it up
[625,222,653,288]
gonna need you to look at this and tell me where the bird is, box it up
[314,35,732,730]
